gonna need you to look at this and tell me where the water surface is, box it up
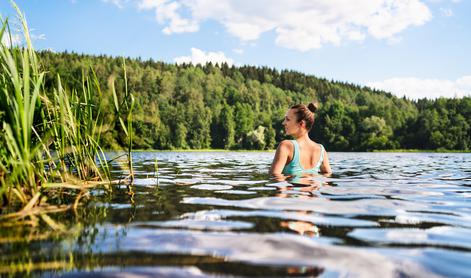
[1,152,471,277]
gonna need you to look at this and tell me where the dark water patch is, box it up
[56,253,327,277]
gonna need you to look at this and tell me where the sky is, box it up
[1,0,470,99]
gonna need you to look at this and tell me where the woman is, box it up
[270,102,332,176]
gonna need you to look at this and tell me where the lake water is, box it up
[1,152,471,277]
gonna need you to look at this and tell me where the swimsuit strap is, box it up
[315,144,324,169]
[291,140,300,165]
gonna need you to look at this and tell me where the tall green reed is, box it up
[0,7,45,206]
[0,2,116,219]
[44,72,111,184]
[110,60,135,182]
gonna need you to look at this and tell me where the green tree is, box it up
[245,126,266,150]
[359,116,394,150]
[33,51,470,151]
[219,104,235,149]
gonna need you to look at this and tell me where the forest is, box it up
[37,51,470,151]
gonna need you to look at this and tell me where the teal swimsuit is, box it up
[282,140,325,175]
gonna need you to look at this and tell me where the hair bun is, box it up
[307,102,318,113]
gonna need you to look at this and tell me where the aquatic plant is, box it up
[0,2,130,224]
[110,59,135,182]
[0,4,47,209]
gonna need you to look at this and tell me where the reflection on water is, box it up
[1,152,471,277]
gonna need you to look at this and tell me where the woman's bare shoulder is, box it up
[278,140,294,149]
[275,140,293,154]
[314,141,326,150]
[279,140,292,146]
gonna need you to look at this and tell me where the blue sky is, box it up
[1,0,470,99]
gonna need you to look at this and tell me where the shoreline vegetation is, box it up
[129,148,471,153]
[0,3,134,225]
[38,53,470,153]
[372,149,471,153]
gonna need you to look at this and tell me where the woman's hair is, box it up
[291,101,318,131]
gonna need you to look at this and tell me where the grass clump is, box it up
[0,2,132,225]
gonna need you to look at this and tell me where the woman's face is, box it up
[282,109,301,135]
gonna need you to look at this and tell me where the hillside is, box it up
[38,51,471,151]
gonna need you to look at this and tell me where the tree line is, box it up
[37,51,471,151]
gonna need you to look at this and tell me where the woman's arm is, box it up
[320,149,332,175]
[269,140,291,175]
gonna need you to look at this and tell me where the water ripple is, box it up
[182,196,429,216]
[91,226,436,278]
[4,151,470,277]
[349,226,471,250]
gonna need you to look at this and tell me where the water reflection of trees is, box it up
[0,193,121,276]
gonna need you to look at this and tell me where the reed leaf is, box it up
[110,59,134,181]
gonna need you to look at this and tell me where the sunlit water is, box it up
[2,152,471,277]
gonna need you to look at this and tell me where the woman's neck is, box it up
[293,131,310,142]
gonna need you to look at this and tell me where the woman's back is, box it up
[269,101,331,176]
[298,140,324,169]
[282,140,324,175]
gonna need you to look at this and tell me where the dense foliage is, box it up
[38,51,470,151]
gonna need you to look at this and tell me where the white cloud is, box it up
[102,0,130,9]
[1,30,47,47]
[425,0,460,3]
[31,33,46,41]
[439,8,453,17]
[0,17,45,46]
[137,0,432,51]
[386,36,403,45]
[174,47,234,66]
[233,48,244,54]
[367,76,471,99]
[1,33,22,46]
[138,0,198,33]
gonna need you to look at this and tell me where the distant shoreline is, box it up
[372,149,471,153]
[109,148,471,153]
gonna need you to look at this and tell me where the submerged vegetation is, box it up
[0,4,133,223]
